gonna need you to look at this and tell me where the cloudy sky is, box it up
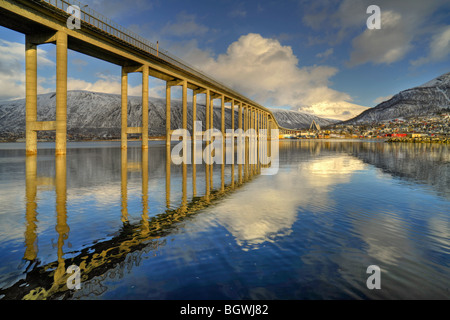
[0,0,449,120]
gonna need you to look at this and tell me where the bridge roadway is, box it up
[0,0,298,156]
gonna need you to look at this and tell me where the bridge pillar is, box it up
[231,99,235,132]
[166,82,171,147]
[121,65,149,150]
[55,32,67,156]
[230,99,235,187]
[221,95,225,192]
[238,102,243,184]
[25,31,67,155]
[182,79,188,165]
[165,78,186,147]
[142,66,149,150]
[192,89,198,197]
[205,88,211,197]
[25,35,38,155]
[121,67,128,149]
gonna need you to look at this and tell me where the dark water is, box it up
[0,140,448,300]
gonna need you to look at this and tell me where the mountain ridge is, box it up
[342,72,450,124]
[0,90,335,140]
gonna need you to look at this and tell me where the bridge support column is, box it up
[230,99,235,187]
[25,35,37,155]
[142,66,149,150]
[26,31,67,155]
[238,102,243,184]
[121,68,128,149]
[192,90,198,197]
[221,95,225,192]
[55,32,67,156]
[165,79,185,147]
[121,65,149,150]
[182,79,188,165]
[166,83,171,147]
[205,88,211,197]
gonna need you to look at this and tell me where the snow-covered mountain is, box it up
[343,72,450,124]
[0,90,334,139]
[269,108,338,129]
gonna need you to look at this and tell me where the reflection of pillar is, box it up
[181,162,187,212]
[210,94,214,191]
[238,102,243,184]
[192,152,197,198]
[54,155,68,284]
[142,66,149,150]
[24,155,38,261]
[121,149,129,224]
[221,95,225,192]
[121,67,128,150]
[25,35,37,156]
[230,99,235,188]
[249,107,255,174]
[256,110,260,173]
[141,149,149,234]
[55,32,68,156]
[165,143,171,210]
[244,105,248,181]
[166,82,171,147]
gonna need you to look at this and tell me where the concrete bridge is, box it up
[0,0,298,156]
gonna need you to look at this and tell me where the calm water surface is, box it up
[0,140,448,299]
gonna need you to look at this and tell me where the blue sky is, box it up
[0,0,449,120]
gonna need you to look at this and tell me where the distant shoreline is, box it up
[386,137,450,144]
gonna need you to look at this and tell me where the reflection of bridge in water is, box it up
[0,142,269,300]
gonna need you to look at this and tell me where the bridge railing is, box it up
[35,0,257,107]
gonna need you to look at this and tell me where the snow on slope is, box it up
[343,72,450,124]
[0,91,336,138]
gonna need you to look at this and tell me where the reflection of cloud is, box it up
[359,215,413,265]
[308,156,367,181]
[209,183,298,250]
[193,155,368,250]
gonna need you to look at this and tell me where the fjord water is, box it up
[0,140,448,299]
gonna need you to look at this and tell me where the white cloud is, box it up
[411,26,450,66]
[316,48,334,59]
[162,12,209,37]
[373,95,393,105]
[229,3,247,18]
[0,40,54,100]
[302,0,449,67]
[68,75,142,96]
[348,10,416,66]
[183,33,367,120]
[81,0,155,19]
